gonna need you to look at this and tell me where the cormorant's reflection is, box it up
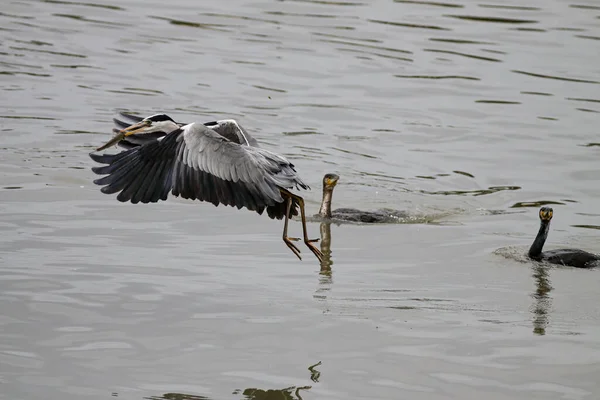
[531,264,553,335]
[318,222,334,283]
[146,387,311,400]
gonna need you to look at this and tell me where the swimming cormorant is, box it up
[317,173,407,223]
[528,207,599,268]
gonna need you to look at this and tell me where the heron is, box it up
[89,112,323,262]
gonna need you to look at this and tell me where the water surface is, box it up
[1,0,600,399]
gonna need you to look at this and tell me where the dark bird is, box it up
[90,112,323,262]
[316,173,408,223]
[528,207,599,268]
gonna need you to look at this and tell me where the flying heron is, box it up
[89,112,323,262]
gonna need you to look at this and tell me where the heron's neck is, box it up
[529,220,550,258]
[319,187,334,218]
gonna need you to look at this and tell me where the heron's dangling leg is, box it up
[282,195,302,260]
[283,190,323,263]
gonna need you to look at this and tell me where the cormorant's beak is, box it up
[539,209,553,221]
[325,176,339,188]
[95,121,151,151]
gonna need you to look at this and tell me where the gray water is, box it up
[1,0,600,399]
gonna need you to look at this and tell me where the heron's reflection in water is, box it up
[145,387,310,400]
[531,265,553,335]
[144,363,321,400]
[237,385,311,400]
[308,360,322,383]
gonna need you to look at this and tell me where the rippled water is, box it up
[1,0,600,399]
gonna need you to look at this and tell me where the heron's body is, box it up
[528,207,599,268]
[90,113,322,261]
[317,173,408,223]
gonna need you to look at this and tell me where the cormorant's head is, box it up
[539,206,553,222]
[322,173,339,190]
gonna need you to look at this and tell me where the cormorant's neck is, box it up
[529,220,550,258]
[319,187,334,219]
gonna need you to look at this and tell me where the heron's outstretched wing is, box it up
[90,123,308,219]
[90,133,177,204]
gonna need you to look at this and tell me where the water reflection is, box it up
[319,222,334,283]
[145,393,212,400]
[3,0,600,397]
[145,362,321,400]
[444,15,538,24]
[145,387,313,400]
[530,265,553,336]
[419,185,520,196]
[236,386,311,400]
[511,200,566,208]
[572,224,600,230]
[314,222,334,304]
[308,361,322,383]
[511,69,600,84]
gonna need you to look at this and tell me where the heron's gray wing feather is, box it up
[90,124,308,218]
[171,155,269,214]
[131,147,169,204]
[205,119,260,147]
[170,123,306,217]
[90,132,181,204]
[178,124,308,204]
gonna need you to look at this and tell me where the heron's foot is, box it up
[306,238,320,243]
[287,237,301,242]
[305,241,324,263]
[283,236,302,260]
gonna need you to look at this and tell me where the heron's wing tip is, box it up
[117,111,144,122]
[89,151,113,164]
